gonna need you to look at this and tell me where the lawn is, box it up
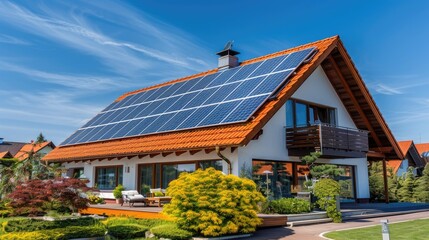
[324,218,429,240]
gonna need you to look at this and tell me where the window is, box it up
[71,168,84,179]
[252,160,293,199]
[95,166,123,190]
[286,99,336,128]
[138,160,222,189]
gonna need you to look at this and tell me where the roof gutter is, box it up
[216,146,231,175]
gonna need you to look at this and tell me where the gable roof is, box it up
[44,36,402,163]
[15,141,55,161]
[388,140,425,172]
[415,143,429,155]
[0,141,27,156]
[0,151,13,159]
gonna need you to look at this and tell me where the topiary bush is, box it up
[162,168,265,237]
[151,224,193,240]
[313,179,342,223]
[108,224,148,239]
[0,225,105,240]
[0,231,55,240]
[261,197,311,214]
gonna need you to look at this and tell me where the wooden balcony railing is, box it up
[286,124,369,158]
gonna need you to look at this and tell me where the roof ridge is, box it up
[116,35,339,101]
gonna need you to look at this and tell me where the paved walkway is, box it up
[245,210,429,240]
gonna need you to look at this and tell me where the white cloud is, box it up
[0,34,30,45]
[374,83,403,95]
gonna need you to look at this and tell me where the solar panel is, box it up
[62,47,316,145]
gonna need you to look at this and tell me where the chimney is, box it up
[216,41,240,70]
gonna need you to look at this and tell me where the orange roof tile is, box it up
[15,141,54,161]
[0,151,12,158]
[397,140,413,156]
[44,36,339,162]
[415,143,429,155]
[386,160,402,173]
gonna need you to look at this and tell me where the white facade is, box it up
[62,65,370,200]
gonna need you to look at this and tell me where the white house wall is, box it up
[62,149,237,191]
[237,65,370,199]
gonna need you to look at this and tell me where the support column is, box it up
[382,159,389,204]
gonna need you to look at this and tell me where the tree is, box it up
[388,167,401,202]
[311,164,344,179]
[397,167,416,202]
[36,133,47,143]
[415,164,429,202]
[368,162,386,201]
[162,168,265,237]
[301,151,321,170]
[7,178,91,216]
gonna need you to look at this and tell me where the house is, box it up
[415,143,429,167]
[387,140,425,176]
[0,138,27,158]
[14,141,56,161]
[0,138,55,161]
[44,36,402,203]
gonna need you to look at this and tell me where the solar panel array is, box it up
[61,47,316,146]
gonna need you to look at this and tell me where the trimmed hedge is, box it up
[151,224,193,240]
[262,198,311,214]
[0,225,105,240]
[3,217,99,232]
[108,224,149,238]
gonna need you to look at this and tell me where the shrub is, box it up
[415,164,429,202]
[113,184,125,199]
[151,224,193,240]
[313,179,342,223]
[108,224,149,238]
[7,178,91,216]
[163,168,265,237]
[87,194,105,204]
[0,225,105,240]
[397,167,416,202]
[137,218,172,228]
[0,231,54,240]
[262,198,311,214]
[102,217,139,227]
[3,217,99,232]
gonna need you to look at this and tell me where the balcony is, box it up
[286,124,369,158]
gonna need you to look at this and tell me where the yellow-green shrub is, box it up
[0,231,57,240]
[314,179,342,223]
[162,168,265,237]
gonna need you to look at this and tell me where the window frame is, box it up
[286,99,337,128]
[94,165,123,190]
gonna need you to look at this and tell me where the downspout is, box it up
[216,146,232,175]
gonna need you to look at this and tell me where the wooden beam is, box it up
[162,152,173,157]
[189,150,201,155]
[367,151,386,159]
[369,147,393,153]
[204,149,214,154]
[231,147,237,153]
[327,56,383,147]
[138,154,148,159]
[382,159,389,204]
[107,157,115,161]
[175,151,186,156]
[149,153,159,158]
[127,156,134,160]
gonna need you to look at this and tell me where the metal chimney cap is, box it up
[216,40,240,56]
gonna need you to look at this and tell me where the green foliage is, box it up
[388,167,401,202]
[113,184,125,199]
[0,225,105,240]
[313,179,342,223]
[163,168,265,237]
[368,162,387,201]
[397,167,416,202]
[108,224,149,238]
[141,184,151,196]
[87,193,105,204]
[261,198,311,214]
[3,217,99,232]
[137,218,172,228]
[154,191,164,197]
[339,180,353,198]
[311,164,344,179]
[415,164,429,202]
[35,133,47,144]
[151,224,193,240]
[301,151,321,169]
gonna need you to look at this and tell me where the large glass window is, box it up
[335,165,355,202]
[162,163,195,188]
[139,164,153,195]
[252,160,293,199]
[95,166,123,190]
[286,99,336,128]
[199,160,222,171]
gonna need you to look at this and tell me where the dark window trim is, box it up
[94,165,123,190]
[287,98,337,128]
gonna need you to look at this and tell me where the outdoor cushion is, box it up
[122,190,139,197]
[128,194,145,200]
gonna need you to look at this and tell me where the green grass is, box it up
[324,218,429,240]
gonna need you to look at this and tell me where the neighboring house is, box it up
[387,140,424,176]
[14,141,56,161]
[44,36,402,203]
[0,151,13,159]
[415,143,429,166]
[0,138,27,157]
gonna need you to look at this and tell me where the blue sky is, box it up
[1,0,428,145]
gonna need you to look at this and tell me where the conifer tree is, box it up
[397,167,416,202]
[35,132,47,143]
[415,164,429,202]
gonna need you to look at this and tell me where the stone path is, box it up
[244,210,429,240]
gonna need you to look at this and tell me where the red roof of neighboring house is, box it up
[387,160,402,173]
[14,141,55,161]
[0,151,13,158]
[44,36,403,163]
